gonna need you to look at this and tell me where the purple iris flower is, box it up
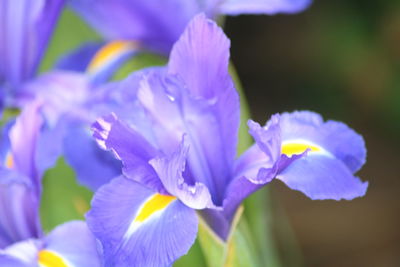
[69,0,312,55]
[0,0,65,104]
[0,103,102,265]
[87,14,368,266]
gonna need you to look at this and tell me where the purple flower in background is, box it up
[68,0,312,55]
[0,221,101,267]
[0,0,65,101]
[0,104,102,266]
[0,103,43,248]
[87,14,367,266]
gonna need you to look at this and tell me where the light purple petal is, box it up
[44,221,102,267]
[70,0,204,54]
[219,0,312,15]
[0,239,40,267]
[0,170,41,248]
[86,176,198,267]
[0,0,65,87]
[277,154,368,200]
[279,111,366,172]
[149,138,219,210]
[92,113,165,193]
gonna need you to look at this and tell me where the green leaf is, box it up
[198,206,260,267]
[40,158,93,232]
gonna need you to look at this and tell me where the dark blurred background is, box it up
[225,0,400,266]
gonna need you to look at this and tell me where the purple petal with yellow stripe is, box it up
[0,221,101,267]
[86,40,140,84]
[86,176,198,267]
[248,111,368,200]
[40,221,102,267]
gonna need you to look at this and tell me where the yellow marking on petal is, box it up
[38,250,69,267]
[87,40,138,74]
[135,194,176,223]
[281,142,321,157]
[5,152,14,169]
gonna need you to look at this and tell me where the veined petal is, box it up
[92,113,165,193]
[70,0,203,54]
[86,176,198,267]
[149,138,218,210]
[0,170,41,248]
[219,0,312,15]
[168,13,240,166]
[41,221,101,267]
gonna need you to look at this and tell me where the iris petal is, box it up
[87,176,198,267]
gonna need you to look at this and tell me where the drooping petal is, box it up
[86,176,198,267]
[0,0,65,88]
[149,137,218,210]
[69,0,204,54]
[41,221,101,267]
[0,239,40,267]
[0,169,41,248]
[92,113,165,193]
[276,154,368,200]
[269,111,368,200]
[219,0,312,15]
[63,124,121,191]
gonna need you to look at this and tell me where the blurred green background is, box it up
[39,1,400,266]
[225,0,400,266]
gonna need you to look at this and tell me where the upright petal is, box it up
[0,0,65,88]
[70,0,204,54]
[219,0,312,15]
[168,13,240,165]
[86,176,198,267]
[0,170,41,248]
[41,221,101,267]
